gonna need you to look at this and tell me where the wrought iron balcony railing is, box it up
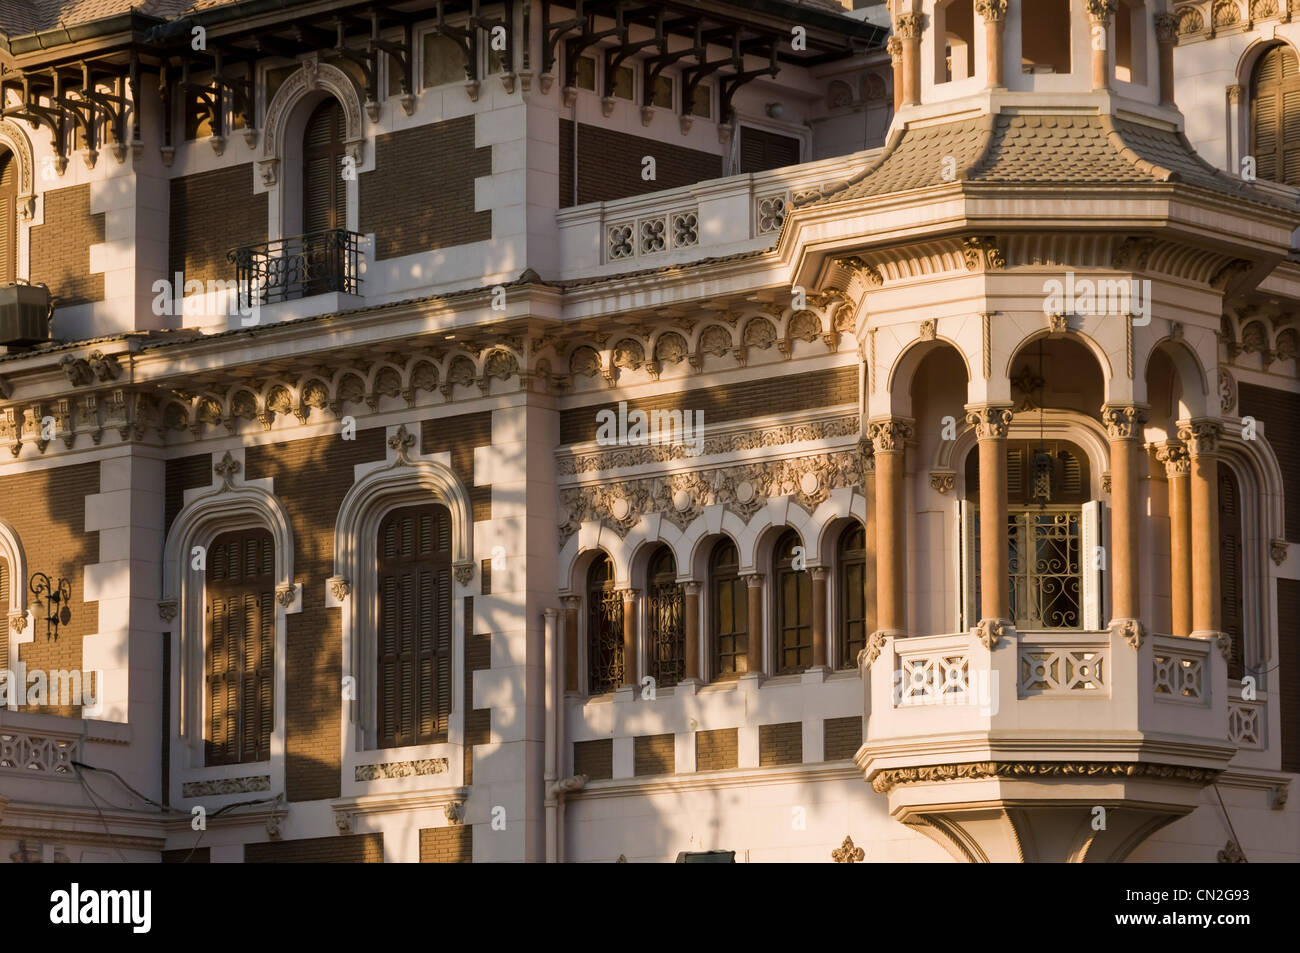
[228,228,363,309]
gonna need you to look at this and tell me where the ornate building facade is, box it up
[0,0,1295,862]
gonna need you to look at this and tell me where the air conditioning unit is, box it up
[0,282,52,347]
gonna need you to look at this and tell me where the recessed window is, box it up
[574,55,597,91]
[709,539,746,679]
[587,553,622,694]
[690,83,712,118]
[837,523,867,670]
[1022,0,1071,74]
[646,546,684,688]
[612,64,635,100]
[1250,44,1300,186]
[773,530,812,675]
[651,75,673,109]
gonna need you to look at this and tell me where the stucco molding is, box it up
[870,761,1223,794]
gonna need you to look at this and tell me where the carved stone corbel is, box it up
[1111,618,1143,650]
[329,576,352,602]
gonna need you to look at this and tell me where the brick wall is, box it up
[559,366,857,444]
[573,738,612,780]
[420,825,472,862]
[164,452,214,535]
[463,598,491,786]
[423,411,492,521]
[1,462,99,716]
[30,184,104,306]
[244,427,387,802]
[245,833,383,862]
[1239,384,1300,540]
[758,722,803,767]
[823,716,863,761]
[696,727,738,771]
[559,120,722,208]
[1280,579,1300,773]
[359,118,492,260]
[168,164,268,286]
[633,733,674,776]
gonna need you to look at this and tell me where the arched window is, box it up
[377,503,452,748]
[205,528,275,765]
[838,523,867,669]
[1219,464,1244,680]
[0,149,16,283]
[303,98,347,234]
[646,546,684,687]
[1250,44,1300,187]
[709,539,747,679]
[587,553,623,694]
[774,530,812,674]
[935,0,975,84]
[1022,0,1071,75]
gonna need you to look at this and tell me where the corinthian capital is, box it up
[1103,405,1149,441]
[868,418,914,454]
[1085,0,1118,22]
[964,406,1014,440]
[1177,420,1221,457]
[975,0,1008,21]
[1153,12,1179,45]
[1154,442,1190,477]
[895,12,924,39]
[886,35,903,63]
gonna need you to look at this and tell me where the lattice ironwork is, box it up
[1008,508,1082,629]
[588,565,624,695]
[648,575,685,687]
[229,228,363,308]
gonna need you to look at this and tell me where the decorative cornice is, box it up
[870,760,1222,794]
[964,406,1013,440]
[1103,405,1149,441]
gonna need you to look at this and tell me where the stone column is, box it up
[965,406,1014,628]
[887,36,904,113]
[745,574,764,675]
[562,595,581,692]
[1086,0,1117,91]
[683,581,701,681]
[1155,443,1192,637]
[1180,421,1222,638]
[811,567,829,669]
[869,418,913,636]
[976,0,1008,89]
[896,12,924,107]
[1227,84,1244,172]
[1154,12,1179,106]
[620,588,638,689]
[1104,405,1148,626]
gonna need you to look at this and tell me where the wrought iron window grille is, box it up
[228,228,363,309]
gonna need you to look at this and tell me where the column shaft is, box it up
[1105,406,1146,621]
[897,13,923,106]
[621,590,638,689]
[870,418,911,634]
[745,575,764,675]
[1157,444,1192,637]
[1181,422,1222,636]
[683,582,700,680]
[1155,14,1178,106]
[968,407,1013,622]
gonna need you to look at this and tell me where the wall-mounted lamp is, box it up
[29,572,71,640]
[765,102,784,119]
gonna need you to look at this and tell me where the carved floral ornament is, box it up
[965,406,1013,440]
[929,470,956,495]
[1177,420,1222,457]
[868,419,913,454]
[871,761,1221,795]
[1103,405,1149,441]
[974,0,1008,21]
[1154,443,1191,477]
[831,836,865,863]
[975,618,1008,649]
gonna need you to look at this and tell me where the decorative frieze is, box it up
[181,775,271,798]
[871,760,1221,794]
[354,757,450,782]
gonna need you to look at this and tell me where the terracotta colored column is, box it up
[683,581,701,681]
[888,36,904,113]
[745,574,764,675]
[976,0,1008,89]
[966,406,1013,623]
[870,418,912,634]
[811,567,828,668]
[1156,442,1192,637]
[1105,405,1148,624]
[620,588,638,689]
[1087,0,1117,90]
[1154,12,1179,106]
[896,12,923,107]
[562,596,580,692]
[1180,421,1222,637]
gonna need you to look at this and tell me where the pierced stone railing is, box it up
[1017,636,1109,697]
[0,731,79,777]
[1227,697,1263,749]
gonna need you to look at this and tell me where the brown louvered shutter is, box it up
[738,127,801,173]
[1219,464,1245,680]
[1251,45,1300,187]
[378,504,452,748]
[0,153,15,285]
[0,560,8,687]
[302,98,346,233]
[205,528,275,765]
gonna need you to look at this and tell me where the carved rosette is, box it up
[965,406,1013,440]
[157,601,178,622]
[868,419,913,454]
[1271,540,1288,566]
[1177,421,1221,457]
[1155,443,1190,478]
[974,618,1008,649]
[1111,618,1144,650]
[1103,405,1149,441]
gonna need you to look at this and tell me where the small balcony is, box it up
[228,228,364,311]
[858,627,1236,862]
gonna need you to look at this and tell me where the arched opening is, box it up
[936,0,975,84]
[709,538,747,680]
[1022,0,1072,75]
[773,529,812,674]
[1115,0,1146,84]
[0,148,16,283]
[646,545,684,688]
[1250,43,1300,186]
[836,522,867,669]
[586,552,622,695]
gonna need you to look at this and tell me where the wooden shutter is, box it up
[738,127,801,173]
[0,153,15,285]
[205,528,274,765]
[837,525,866,669]
[774,531,811,674]
[1219,464,1245,679]
[377,504,452,748]
[0,560,8,687]
[1251,45,1300,187]
[302,99,347,233]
